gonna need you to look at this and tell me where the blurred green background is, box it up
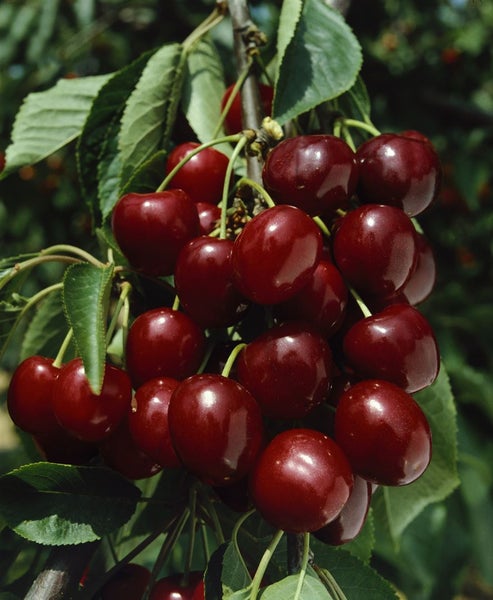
[0,1,492,598]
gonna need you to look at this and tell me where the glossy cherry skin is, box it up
[174,236,250,328]
[165,142,229,205]
[343,303,440,393]
[221,82,274,134]
[262,135,358,216]
[128,377,181,468]
[334,379,432,486]
[125,308,206,389]
[332,204,418,298]
[191,579,205,600]
[249,428,353,533]
[196,201,221,234]
[231,205,322,305]
[111,189,199,276]
[51,358,132,443]
[401,232,436,305]
[168,374,264,487]
[356,132,442,217]
[100,563,151,600]
[7,356,60,435]
[274,260,348,337]
[237,321,333,419]
[99,417,162,480]
[149,572,203,600]
[314,475,372,546]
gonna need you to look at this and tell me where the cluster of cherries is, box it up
[6,85,442,597]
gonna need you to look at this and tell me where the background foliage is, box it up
[0,1,492,598]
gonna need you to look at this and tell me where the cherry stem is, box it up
[349,287,372,318]
[220,135,249,239]
[40,244,104,267]
[236,176,275,208]
[182,3,227,51]
[0,255,78,292]
[106,281,132,354]
[221,342,247,378]
[183,487,198,585]
[200,520,211,563]
[53,328,74,369]
[155,135,242,193]
[293,533,310,600]
[231,508,256,577]
[249,529,284,600]
[198,488,225,545]
[313,216,331,238]
[212,60,253,139]
[339,118,381,138]
[312,564,348,600]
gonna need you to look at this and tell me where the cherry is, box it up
[274,260,348,337]
[191,579,205,600]
[100,563,151,600]
[231,205,322,305]
[168,374,264,487]
[332,204,418,298]
[356,132,442,217]
[125,307,206,389]
[149,572,203,600]
[314,475,372,546]
[99,417,162,480]
[128,377,181,468]
[236,321,333,419]
[262,135,358,216]
[343,303,440,393]
[164,142,229,205]
[249,428,353,533]
[51,358,132,443]
[221,82,274,134]
[111,189,199,277]
[195,201,221,234]
[7,355,60,435]
[33,427,98,465]
[174,236,250,328]
[334,379,432,486]
[401,232,436,306]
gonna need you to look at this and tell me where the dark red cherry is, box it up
[128,377,181,468]
[343,303,440,393]
[249,428,353,533]
[332,204,418,298]
[111,189,199,276]
[196,202,221,234]
[314,475,372,546]
[274,260,348,337]
[262,135,358,216]
[356,132,442,217]
[231,205,322,305]
[401,232,436,305]
[334,379,432,486]
[33,427,98,465]
[165,142,229,205]
[149,572,203,600]
[237,321,333,419]
[174,236,250,328]
[99,417,162,480]
[191,579,205,600]
[168,374,264,486]
[51,358,132,443]
[100,563,151,600]
[7,356,59,435]
[221,82,274,134]
[125,307,206,389]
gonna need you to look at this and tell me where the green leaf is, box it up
[118,43,184,189]
[120,149,168,197]
[310,538,399,600]
[97,118,122,223]
[62,262,114,394]
[181,38,230,153]
[276,0,303,71]
[77,50,155,223]
[261,574,332,599]
[0,463,141,545]
[20,289,71,361]
[1,75,111,179]
[341,508,375,564]
[373,365,459,543]
[336,75,372,122]
[273,0,362,124]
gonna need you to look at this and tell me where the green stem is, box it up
[183,4,227,51]
[40,244,104,267]
[156,135,242,193]
[221,343,247,378]
[313,216,331,238]
[249,530,284,600]
[212,60,253,139]
[106,281,132,349]
[235,176,275,208]
[53,328,73,369]
[220,135,249,239]
[0,255,78,292]
[293,533,310,600]
[340,118,381,137]
[200,520,211,563]
[184,487,198,584]
[312,565,348,600]
[231,508,256,576]
[349,287,372,319]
